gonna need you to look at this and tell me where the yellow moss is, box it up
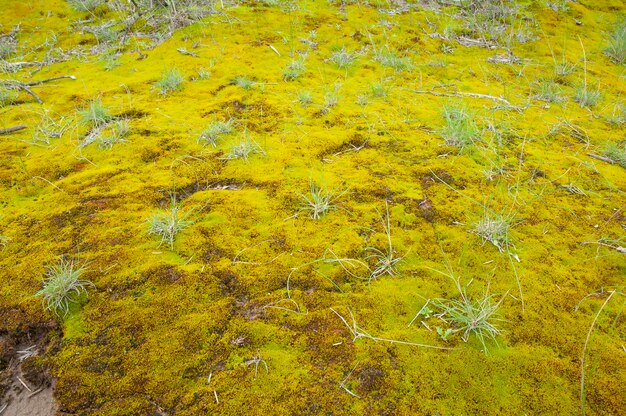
[0,0,625,414]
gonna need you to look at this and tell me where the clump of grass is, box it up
[602,142,626,168]
[0,86,19,107]
[369,80,389,99]
[283,59,306,81]
[199,119,234,146]
[156,68,185,95]
[329,48,356,69]
[321,86,341,114]
[147,197,193,250]
[233,76,255,90]
[375,48,412,72]
[101,52,121,71]
[0,39,16,60]
[431,280,506,351]
[532,80,563,102]
[67,0,105,11]
[299,180,341,219]
[356,94,369,106]
[604,21,626,64]
[32,112,72,145]
[99,119,130,149]
[574,84,601,108]
[606,103,626,125]
[440,103,479,149]
[35,259,94,317]
[365,202,404,280]
[296,90,313,106]
[195,67,211,80]
[222,137,265,161]
[472,212,514,252]
[79,99,112,127]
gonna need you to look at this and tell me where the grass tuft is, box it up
[602,142,626,168]
[330,48,356,69]
[574,84,601,108]
[283,59,306,81]
[440,103,479,149]
[35,259,94,317]
[299,180,341,219]
[79,99,112,127]
[604,21,626,64]
[431,279,506,351]
[199,119,234,146]
[233,76,255,90]
[67,0,104,11]
[472,212,514,252]
[156,68,185,95]
[375,48,412,72]
[147,197,193,250]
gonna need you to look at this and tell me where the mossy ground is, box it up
[0,0,625,415]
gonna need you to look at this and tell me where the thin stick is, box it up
[17,376,33,392]
[31,176,64,192]
[340,361,361,398]
[214,390,219,404]
[580,290,615,416]
[331,307,456,351]
[406,88,512,106]
[0,125,27,135]
[22,75,76,87]
[587,153,615,165]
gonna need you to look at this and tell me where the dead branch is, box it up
[587,153,615,165]
[0,75,76,104]
[0,125,27,135]
[177,48,198,57]
[406,88,512,106]
[22,75,76,86]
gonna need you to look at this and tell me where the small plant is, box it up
[330,48,356,69]
[147,197,193,250]
[101,51,120,71]
[431,280,506,351]
[606,103,626,125]
[365,202,404,280]
[283,59,306,81]
[233,76,255,90]
[156,68,185,95]
[375,48,412,72]
[79,99,112,127]
[472,212,514,252]
[67,0,105,11]
[602,142,626,168]
[532,80,563,102]
[35,258,94,317]
[440,103,479,150]
[32,112,72,145]
[299,180,341,219]
[574,84,601,108]
[296,90,313,106]
[98,119,130,149]
[0,86,18,107]
[356,94,369,106]
[195,67,212,80]
[0,39,16,60]
[604,21,626,64]
[0,235,10,249]
[199,119,234,146]
[369,80,389,99]
[322,86,341,114]
[222,137,265,161]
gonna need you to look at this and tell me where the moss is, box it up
[0,0,625,415]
